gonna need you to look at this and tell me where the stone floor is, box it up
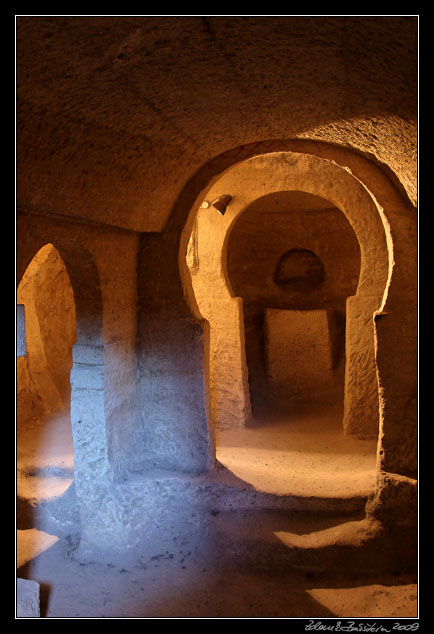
[16,405,418,618]
[17,526,417,618]
[216,405,378,498]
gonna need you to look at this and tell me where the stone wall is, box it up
[264,308,340,408]
[16,137,417,564]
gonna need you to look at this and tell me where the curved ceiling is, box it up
[17,16,418,232]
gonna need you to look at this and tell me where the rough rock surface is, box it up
[17,578,40,618]
[17,17,417,231]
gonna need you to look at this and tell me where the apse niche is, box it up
[226,191,362,422]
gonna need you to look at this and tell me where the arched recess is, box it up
[17,244,76,425]
[17,244,77,527]
[17,233,111,503]
[225,192,362,420]
[180,151,392,439]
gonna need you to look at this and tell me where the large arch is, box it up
[180,151,392,443]
[16,228,111,542]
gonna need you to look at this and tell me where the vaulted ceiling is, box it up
[17,16,418,232]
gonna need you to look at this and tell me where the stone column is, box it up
[189,208,252,430]
[343,294,382,438]
[374,311,417,479]
[137,230,214,476]
[208,297,252,429]
[70,343,110,479]
[138,316,212,474]
[70,341,111,547]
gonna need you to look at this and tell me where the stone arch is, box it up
[225,191,361,419]
[17,243,78,534]
[17,237,103,344]
[180,151,392,439]
[16,231,111,508]
[17,243,76,421]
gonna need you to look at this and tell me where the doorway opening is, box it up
[226,190,361,422]
[181,151,391,501]
[221,190,377,497]
[17,244,77,567]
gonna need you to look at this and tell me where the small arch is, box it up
[16,225,110,539]
[17,243,77,530]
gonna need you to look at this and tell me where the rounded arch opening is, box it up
[225,189,362,420]
[16,231,109,561]
[180,148,393,498]
[17,243,77,532]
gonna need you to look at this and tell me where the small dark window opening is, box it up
[273,248,325,291]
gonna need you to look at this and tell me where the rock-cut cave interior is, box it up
[15,15,418,620]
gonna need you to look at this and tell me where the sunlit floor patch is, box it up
[16,527,418,618]
[306,584,418,618]
[216,408,377,497]
[17,529,59,568]
[17,408,74,502]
